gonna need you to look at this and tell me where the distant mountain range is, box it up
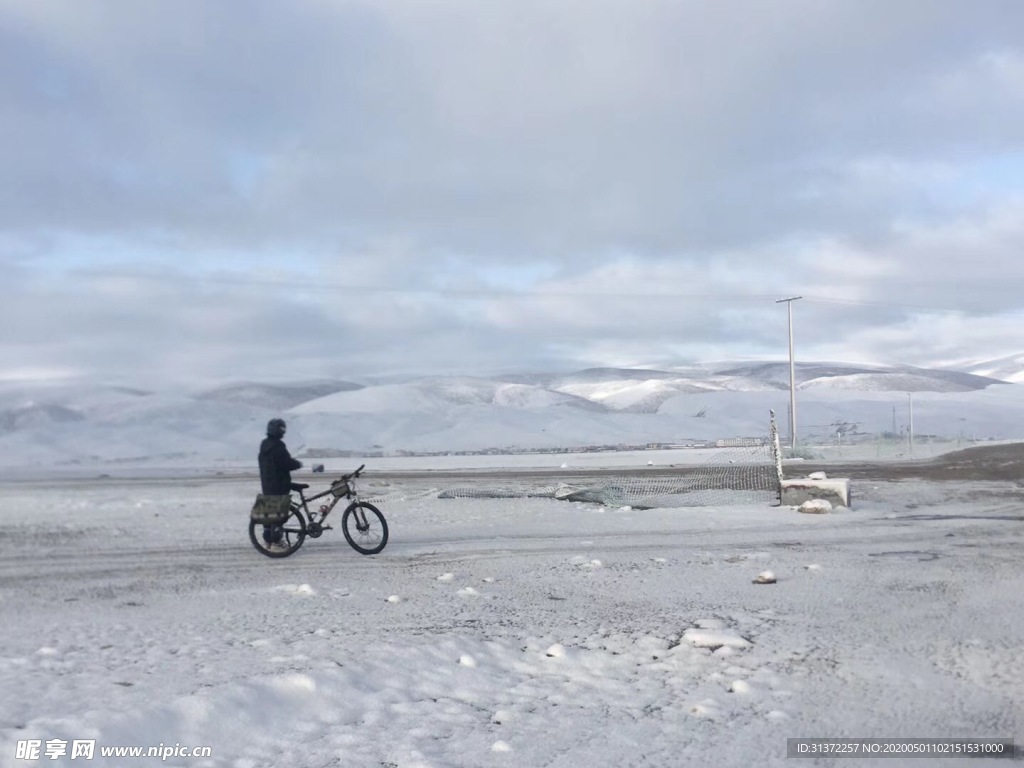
[953,353,1024,384]
[195,380,363,411]
[0,360,1020,469]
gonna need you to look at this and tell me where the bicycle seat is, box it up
[290,483,309,490]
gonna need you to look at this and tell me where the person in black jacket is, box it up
[258,418,302,545]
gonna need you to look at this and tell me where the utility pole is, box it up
[776,296,802,452]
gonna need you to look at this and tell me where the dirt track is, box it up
[6,441,1023,490]
[357,441,1024,487]
[801,441,1024,483]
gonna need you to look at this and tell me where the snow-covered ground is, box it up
[1,468,1021,766]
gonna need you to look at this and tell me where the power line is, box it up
[801,296,967,313]
[54,268,983,315]
[69,268,976,312]
[73,268,786,301]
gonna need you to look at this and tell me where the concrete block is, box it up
[781,478,851,508]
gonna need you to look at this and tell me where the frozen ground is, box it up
[0,464,1022,767]
[0,439,984,483]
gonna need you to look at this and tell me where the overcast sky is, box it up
[2,0,1023,388]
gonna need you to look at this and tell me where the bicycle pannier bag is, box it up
[250,494,292,524]
[330,480,350,498]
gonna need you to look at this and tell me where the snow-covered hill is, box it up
[545,362,1000,413]
[0,361,1017,470]
[953,353,1024,384]
[196,380,363,410]
[291,377,606,415]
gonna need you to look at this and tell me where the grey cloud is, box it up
[3,0,1021,252]
[3,0,1024,382]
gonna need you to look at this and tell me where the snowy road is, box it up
[0,473,1022,766]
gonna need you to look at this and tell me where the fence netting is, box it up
[361,443,780,509]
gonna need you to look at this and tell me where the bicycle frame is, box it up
[291,463,372,534]
[294,477,360,525]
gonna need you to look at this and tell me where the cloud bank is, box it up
[2,0,1023,385]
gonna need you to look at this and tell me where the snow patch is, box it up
[683,628,753,650]
[545,643,567,658]
[274,583,317,596]
[799,499,833,514]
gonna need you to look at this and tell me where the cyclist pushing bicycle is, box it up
[251,418,389,558]
[257,418,302,549]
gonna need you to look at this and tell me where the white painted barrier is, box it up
[780,476,851,508]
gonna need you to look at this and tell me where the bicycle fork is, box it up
[350,502,370,532]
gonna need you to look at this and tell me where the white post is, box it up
[769,409,784,491]
[776,296,802,452]
[908,392,914,456]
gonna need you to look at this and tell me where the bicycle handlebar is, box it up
[337,464,366,483]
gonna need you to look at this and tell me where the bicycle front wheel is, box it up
[250,504,307,558]
[341,502,388,555]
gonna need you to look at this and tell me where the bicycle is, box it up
[249,464,389,558]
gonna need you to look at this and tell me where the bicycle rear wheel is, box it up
[342,502,388,555]
[250,504,307,558]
